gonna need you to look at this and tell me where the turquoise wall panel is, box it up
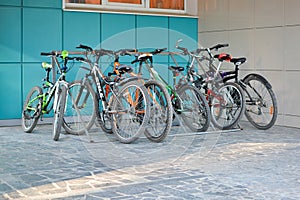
[169,17,198,63]
[22,62,83,95]
[23,8,62,62]
[0,64,22,119]
[63,11,101,50]
[169,17,198,45]
[23,0,62,8]
[137,15,168,63]
[0,7,21,62]
[0,0,21,6]
[136,15,168,48]
[101,13,136,50]
[22,63,46,98]
[65,62,86,82]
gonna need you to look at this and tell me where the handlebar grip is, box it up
[75,57,85,62]
[76,44,93,51]
[151,48,167,54]
[41,52,56,56]
[209,44,229,51]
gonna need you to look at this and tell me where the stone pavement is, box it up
[0,121,300,200]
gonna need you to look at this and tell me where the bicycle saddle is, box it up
[116,64,133,74]
[214,53,232,62]
[169,66,184,72]
[230,57,247,66]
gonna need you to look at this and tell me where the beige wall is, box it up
[198,0,300,128]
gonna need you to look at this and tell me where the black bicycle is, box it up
[191,43,278,130]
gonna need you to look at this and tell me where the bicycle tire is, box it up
[96,77,139,134]
[96,99,113,134]
[177,84,211,132]
[95,84,113,134]
[53,85,67,141]
[111,81,150,143]
[63,80,96,135]
[22,86,43,133]
[243,75,278,129]
[210,82,245,130]
[144,80,173,142]
[97,77,147,134]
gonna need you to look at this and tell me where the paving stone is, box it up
[0,123,300,199]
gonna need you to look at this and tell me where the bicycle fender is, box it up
[242,73,272,89]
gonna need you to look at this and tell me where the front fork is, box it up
[53,81,68,113]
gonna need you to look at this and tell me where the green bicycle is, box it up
[22,50,96,141]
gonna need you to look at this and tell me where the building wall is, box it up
[198,0,300,128]
[0,0,198,123]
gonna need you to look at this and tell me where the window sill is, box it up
[64,3,198,18]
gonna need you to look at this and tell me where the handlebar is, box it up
[76,44,93,51]
[93,49,114,56]
[175,39,229,56]
[194,44,229,54]
[41,51,58,57]
[130,48,166,64]
[41,51,84,61]
[114,48,137,56]
[208,43,229,51]
[150,48,167,55]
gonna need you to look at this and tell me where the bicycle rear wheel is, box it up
[22,86,43,133]
[95,83,113,134]
[243,75,277,129]
[111,81,150,143]
[177,84,211,132]
[53,85,67,141]
[96,99,113,134]
[211,82,245,130]
[144,80,173,142]
[63,80,96,135]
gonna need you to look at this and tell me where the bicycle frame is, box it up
[223,69,270,112]
[25,56,69,116]
[80,53,135,116]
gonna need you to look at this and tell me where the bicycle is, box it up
[105,48,173,142]
[22,50,96,140]
[74,44,151,143]
[207,45,278,130]
[130,48,211,133]
[175,40,245,130]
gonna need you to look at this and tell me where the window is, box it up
[64,0,191,15]
[150,0,184,10]
[66,0,101,4]
[108,0,142,4]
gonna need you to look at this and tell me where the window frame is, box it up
[63,0,193,16]
[104,0,145,8]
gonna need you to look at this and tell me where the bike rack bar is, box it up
[168,128,242,137]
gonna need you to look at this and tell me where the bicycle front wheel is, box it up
[243,75,278,129]
[63,80,96,135]
[111,81,150,143]
[177,84,211,132]
[144,80,173,142]
[53,85,67,141]
[22,86,43,133]
[211,82,245,130]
